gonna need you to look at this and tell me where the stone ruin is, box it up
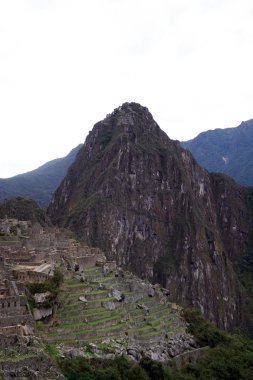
[0,217,29,238]
[0,217,108,339]
[0,278,35,336]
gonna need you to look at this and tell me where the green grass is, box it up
[45,333,121,345]
[40,268,186,353]
[48,320,127,336]
[59,305,109,316]
[83,266,99,272]
[60,309,113,320]
[0,354,35,362]
[54,313,122,330]
[59,296,114,309]
[45,343,60,359]
[137,330,164,338]
[84,289,108,295]
[59,289,107,300]
[60,305,106,313]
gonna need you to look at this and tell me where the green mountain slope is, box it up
[0,196,51,226]
[181,120,253,186]
[0,144,82,208]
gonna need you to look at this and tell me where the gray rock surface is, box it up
[102,301,116,310]
[34,291,51,304]
[79,296,88,303]
[33,307,53,321]
[112,289,124,302]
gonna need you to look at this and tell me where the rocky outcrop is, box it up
[33,307,53,321]
[79,332,196,363]
[34,291,52,304]
[48,102,253,333]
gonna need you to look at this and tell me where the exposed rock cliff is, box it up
[48,103,253,334]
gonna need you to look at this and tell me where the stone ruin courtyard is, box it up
[0,217,199,376]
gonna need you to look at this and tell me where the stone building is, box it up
[0,279,35,335]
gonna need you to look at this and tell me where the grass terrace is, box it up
[39,265,186,349]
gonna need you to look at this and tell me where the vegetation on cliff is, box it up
[0,196,51,226]
[27,268,64,309]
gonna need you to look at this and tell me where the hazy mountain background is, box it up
[181,119,253,186]
[0,144,83,208]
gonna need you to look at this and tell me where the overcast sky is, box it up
[0,0,252,178]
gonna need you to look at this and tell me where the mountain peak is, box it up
[102,102,157,132]
[48,104,253,333]
[106,102,150,118]
[81,102,163,164]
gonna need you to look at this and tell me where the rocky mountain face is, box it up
[0,144,82,208]
[181,120,253,186]
[48,103,253,334]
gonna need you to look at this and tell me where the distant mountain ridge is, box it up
[181,119,253,186]
[0,144,83,208]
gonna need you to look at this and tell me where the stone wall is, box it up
[0,314,34,328]
[0,241,21,247]
[55,240,72,249]
[13,270,48,283]
[0,277,35,335]
[0,296,21,314]
[0,247,34,259]
[75,254,106,267]
[0,333,18,349]
[25,239,52,248]
[0,325,23,336]
[0,293,28,315]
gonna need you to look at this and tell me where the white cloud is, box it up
[0,0,253,177]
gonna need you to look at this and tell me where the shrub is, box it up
[182,308,228,347]
[59,358,95,380]
[45,343,60,359]
[140,356,167,380]
[27,268,64,296]
[94,367,120,380]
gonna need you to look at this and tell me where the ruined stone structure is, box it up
[13,269,49,283]
[0,217,109,340]
[0,217,29,237]
[0,279,34,334]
